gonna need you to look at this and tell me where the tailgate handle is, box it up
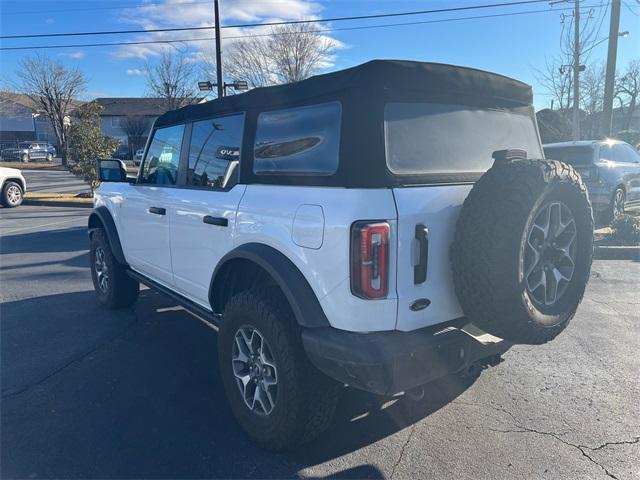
[414,224,429,284]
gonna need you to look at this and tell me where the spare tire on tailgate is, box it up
[451,152,593,345]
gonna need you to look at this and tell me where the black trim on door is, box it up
[203,215,228,227]
[148,206,166,215]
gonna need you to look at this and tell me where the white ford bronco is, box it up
[90,60,593,450]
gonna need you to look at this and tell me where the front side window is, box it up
[385,103,543,175]
[253,102,341,175]
[187,114,244,189]
[140,124,185,185]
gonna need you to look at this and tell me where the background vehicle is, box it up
[1,141,55,163]
[89,60,593,450]
[544,140,640,224]
[0,167,26,207]
[112,143,131,161]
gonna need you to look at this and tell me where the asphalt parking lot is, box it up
[1,205,638,480]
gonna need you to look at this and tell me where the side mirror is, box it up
[98,159,128,182]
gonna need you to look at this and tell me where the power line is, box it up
[0,4,605,52]
[0,0,555,40]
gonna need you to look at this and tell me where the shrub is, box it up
[610,214,640,246]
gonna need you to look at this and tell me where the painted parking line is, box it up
[2,217,86,235]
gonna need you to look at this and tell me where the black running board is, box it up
[127,269,222,329]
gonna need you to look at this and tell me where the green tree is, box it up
[68,102,119,192]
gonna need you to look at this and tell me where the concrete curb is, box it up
[23,198,93,209]
[594,245,640,261]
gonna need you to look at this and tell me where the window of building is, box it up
[187,114,244,189]
[253,102,341,175]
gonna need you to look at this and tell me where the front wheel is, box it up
[2,181,23,207]
[218,289,338,451]
[89,229,139,308]
[46,153,54,162]
[21,153,29,163]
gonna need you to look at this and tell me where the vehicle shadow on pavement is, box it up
[1,226,88,255]
[1,289,476,479]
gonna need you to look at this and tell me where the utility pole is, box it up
[572,0,581,140]
[601,0,621,138]
[214,0,224,98]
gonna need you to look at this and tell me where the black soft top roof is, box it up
[155,59,533,127]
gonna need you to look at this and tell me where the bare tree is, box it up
[15,54,86,165]
[122,115,150,157]
[615,60,640,131]
[580,63,605,138]
[143,52,199,110]
[534,55,573,111]
[221,23,335,88]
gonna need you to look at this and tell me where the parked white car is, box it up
[89,60,594,450]
[0,167,26,207]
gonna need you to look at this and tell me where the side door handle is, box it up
[414,224,429,284]
[203,215,228,227]
[148,206,166,215]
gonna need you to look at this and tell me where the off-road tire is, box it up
[2,181,23,207]
[452,159,593,345]
[89,229,139,308]
[219,289,339,451]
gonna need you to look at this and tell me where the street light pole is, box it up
[214,0,224,98]
[601,0,622,138]
[572,0,580,140]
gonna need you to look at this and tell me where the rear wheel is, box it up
[218,289,338,451]
[452,159,593,345]
[2,181,23,207]
[90,229,139,308]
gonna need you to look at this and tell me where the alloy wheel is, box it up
[94,246,110,292]
[613,189,625,217]
[5,184,22,206]
[232,326,278,416]
[523,201,577,306]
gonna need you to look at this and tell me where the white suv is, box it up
[89,60,593,450]
[0,167,26,207]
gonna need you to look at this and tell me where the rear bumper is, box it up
[302,322,511,396]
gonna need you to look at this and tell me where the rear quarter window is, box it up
[253,102,341,175]
[384,103,542,175]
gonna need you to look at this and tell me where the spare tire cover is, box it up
[451,159,593,345]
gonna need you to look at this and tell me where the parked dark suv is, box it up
[1,141,56,163]
[544,140,640,223]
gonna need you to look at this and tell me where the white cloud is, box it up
[61,51,85,60]
[113,0,333,61]
[126,68,144,76]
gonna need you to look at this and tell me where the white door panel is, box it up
[119,185,174,286]
[393,185,471,331]
[169,185,246,306]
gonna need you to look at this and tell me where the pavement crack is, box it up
[390,424,416,480]
[489,424,627,479]
[1,312,139,400]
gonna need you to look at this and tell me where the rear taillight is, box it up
[351,221,390,299]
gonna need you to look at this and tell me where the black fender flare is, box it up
[88,206,127,265]
[209,243,330,329]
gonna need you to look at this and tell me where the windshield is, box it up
[544,146,594,165]
[384,103,542,175]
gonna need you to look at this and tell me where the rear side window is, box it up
[544,146,594,165]
[187,114,244,189]
[384,103,542,175]
[140,124,185,185]
[253,102,341,175]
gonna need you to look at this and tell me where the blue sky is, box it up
[1,0,638,109]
